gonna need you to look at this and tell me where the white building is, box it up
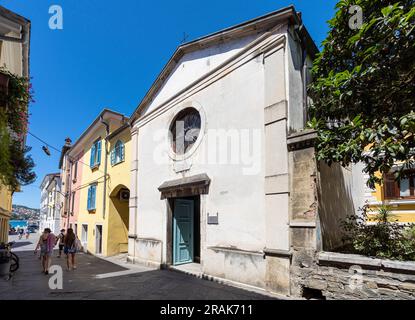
[39,173,62,234]
[126,6,329,296]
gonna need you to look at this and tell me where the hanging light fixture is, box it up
[42,145,51,156]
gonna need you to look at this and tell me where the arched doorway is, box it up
[108,184,130,255]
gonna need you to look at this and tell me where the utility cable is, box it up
[27,131,108,175]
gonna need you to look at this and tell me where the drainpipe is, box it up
[100,116,110,220]
[66,159,72,229]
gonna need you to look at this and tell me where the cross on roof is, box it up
[181,32,189,44]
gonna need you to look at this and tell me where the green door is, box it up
[173,199,194,265]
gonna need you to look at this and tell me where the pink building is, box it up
[59,138,83,234]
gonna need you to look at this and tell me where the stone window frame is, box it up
[111,139,125,166]
[167,101,207,162]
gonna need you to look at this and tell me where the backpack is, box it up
[74,238,83,252]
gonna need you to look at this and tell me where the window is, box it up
[71,191,75,214]
[111,140,124,166]
[72,161,78,182]
[384,171,415,199]
[87,184,97,211]
[81,224,88,243]
[170,107,201,154]
[89,139,102,168]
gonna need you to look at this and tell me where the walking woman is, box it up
[64,228,77,271]
[34,228,56,274]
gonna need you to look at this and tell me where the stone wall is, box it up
[291,251,415,300]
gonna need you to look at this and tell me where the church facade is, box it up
[127,6,325,295]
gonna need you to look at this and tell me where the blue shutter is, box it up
[92,185,96,209]
[90,144,96,167]
[96,141,102,165]
[121,142,125,161]
[87,187,91,210]
[110,148,115,166]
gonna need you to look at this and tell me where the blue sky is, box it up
[0,0,337,208]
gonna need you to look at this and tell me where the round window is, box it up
[170,107,201,155]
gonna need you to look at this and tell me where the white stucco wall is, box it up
[146,34,262,114]
[318,162,368,250]
[137,55,267,253]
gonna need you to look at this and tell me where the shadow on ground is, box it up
[0,250,276,300]
[9,241,32,249]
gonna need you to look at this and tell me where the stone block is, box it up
[265,256,290,295]
[291,227,316,249]
[317,251,382,268]
[327,281,344,291]
[264,100,287,125]
[265,194,289,250]
[377,282,399,291]
[377,288,398,296]
[365,281,378,290]
[264,48,286,107]
[399,282,415,292]
[265,174,289,194]
[265,120,288,177]
[307,279,327,291]
[381,260,415,272]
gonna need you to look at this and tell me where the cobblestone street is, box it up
[0,236,275,300]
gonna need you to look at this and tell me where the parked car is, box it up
[27,227,36,233]
[27,224,39,231]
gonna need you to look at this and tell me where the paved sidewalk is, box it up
[0,236,276,300]
[8,234,37,251]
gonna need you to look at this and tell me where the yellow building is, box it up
[66,109,131,256]
[0,6,30,244]
[366,169,415,223]
[0,187,13,243]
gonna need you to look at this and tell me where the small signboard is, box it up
[207,212,219,225]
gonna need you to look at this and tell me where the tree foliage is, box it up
[308,0,415,188]
[341,206,415,260]
[0,68,36,190]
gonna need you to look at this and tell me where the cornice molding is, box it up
[133,30,287,130]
